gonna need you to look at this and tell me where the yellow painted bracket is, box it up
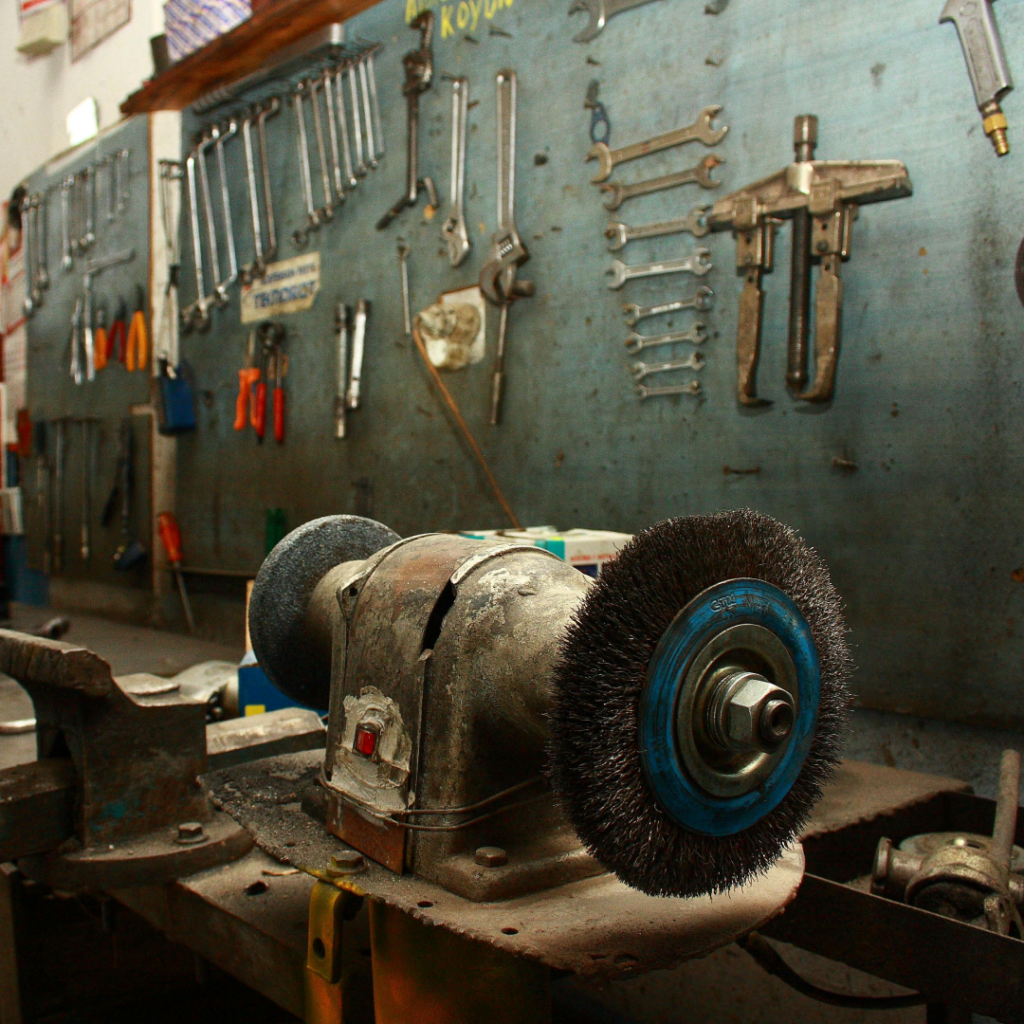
[304,879,363,1024]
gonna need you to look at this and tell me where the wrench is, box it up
[606,247,712,289]
[214,119,240,301]
[335,303,349,440]
[625,322,707,354]
[377,13,439,231]
[365,44,385,158]
[182,141,212,331]
[81,166,95,250]
[60,177,73,271]
[358,53,377,169]
[117,149,130,214]
[241,108,264,285]
[601,153,723,211]
[570,0,664,43]
[69,298,84,384]
[347,299,369,411]
[636,380,702,400]
[104,155,117,222]
[256,98,280,264]
[69,174,81,258]
[308,77,337,222]
[623,285,714,326]
[332,65,359,189]
[292,83,321,246]
[321,71,348,206]
[21,197,36,317]
[194,127,224,310]
[346,56,368,177]
[588,106,728,183]
[605,204,709,250]
[398,241,412,337]
[631,352,706,379]
[441,76,471,267]
[36,193,49,291]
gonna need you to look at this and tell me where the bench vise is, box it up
[708,115,912,407]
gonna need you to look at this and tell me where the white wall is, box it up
[0,0,162,200]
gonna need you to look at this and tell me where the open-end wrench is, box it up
[441,76,471,267]
[605,204,709,251]
[601,153,723,211]
[292,83,321,246]
[632,352,706,380]
[196,128,224,313]
[81,166,95,249]
[308,77,337,223]
[60,177,73,271]
[480,69,535,426]
[241,108,264,285]
[625,322,707,354]
[607,247,712,289]
[377,12,439,231]
[214,119,240,301]
[623,285,714,326]
[321,71,347,206]
[570,0,663,43]
[588,106,728,183]
[182,141,211,331]
[636,380,702,400]
[21,197,36,317]
[347,299,368,411]
[332,65,358,189]
[36,193,49,292]
[256,98,280,264]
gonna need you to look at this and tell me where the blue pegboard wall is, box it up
[172,0,1024,730]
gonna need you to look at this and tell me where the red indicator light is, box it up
[355,725,379,758]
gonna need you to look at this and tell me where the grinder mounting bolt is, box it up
[709,671,796,754]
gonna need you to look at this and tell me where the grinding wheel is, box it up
[248,516,400,710]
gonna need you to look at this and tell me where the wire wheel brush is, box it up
[548,509,852,898]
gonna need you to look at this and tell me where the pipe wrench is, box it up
[376,12,438,231]
[940,0,1012,155]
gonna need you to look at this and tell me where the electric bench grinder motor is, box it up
[249,510,850,901]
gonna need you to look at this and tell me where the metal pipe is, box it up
[991,749,1021,870]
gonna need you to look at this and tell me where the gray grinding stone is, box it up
[248,516,400,710]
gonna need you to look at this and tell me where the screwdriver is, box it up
[157,511,196,634]
[273,341,285,444]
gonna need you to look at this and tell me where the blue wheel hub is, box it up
[638,579,820,837]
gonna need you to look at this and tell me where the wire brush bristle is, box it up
[547,510,852,898]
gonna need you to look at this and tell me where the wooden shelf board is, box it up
[121,0,383,115]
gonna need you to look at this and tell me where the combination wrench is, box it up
[256,99,280,264]
[605,204,709,251]
[364,44,385,159]
[308,77,338,223]
[625,323,707,354]
[357,52,377,169]
[214,119,240,301]
[606,247,713,289]
[60,177,73,271]
[480,69,535,425]
[636,380,702,400]
[36,193,49,292]
[331,65,359,189]
[321,70,348,206]
[631,352,706,380]
[588,105,728,183]
[377,12,439,231]
[570,0,664,43]
[80,166,95,250]
[335,303,349,440]
[346,56,369,177]
[182,140,211,331]
[623,284,714,326]
[241,108,264,285]
[601,153,723,211]
[21,197,36,317]
[441,76,471,267]
[347,299,369,411]
[292,82,321,246]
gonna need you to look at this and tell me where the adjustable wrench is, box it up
[631,352,705,380]
[308,76,337,223]
[60,177,73,270]
[607,247,712,289]
[214,119,240,301]
[292,83,321,246]
[36,193,49,292]
[480,69,535,426]
[606,205,709,251]
[321,71,348,206]
[570,0,664,43]
[636,380,702,400]
[332,65,359,189]
[601,153,723,211]
[347,299,369,411]
[588,105,728,183]
[441,76,471,267]
[377,12,439,231]
[625,323,707,354]
[623,285,714,326]
[182,140,212,331]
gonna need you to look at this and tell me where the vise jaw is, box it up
[708,117,912,406]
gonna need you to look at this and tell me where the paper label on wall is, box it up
[240,253,320,324]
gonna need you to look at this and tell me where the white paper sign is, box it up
[241,253,320,324]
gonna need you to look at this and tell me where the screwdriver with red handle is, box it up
[157,512,196,634]
[273,341,285,444]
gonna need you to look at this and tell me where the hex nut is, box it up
[326,851,366,878]
[475,846,508,868]
[726,676,793,749]
[176,822,206,845]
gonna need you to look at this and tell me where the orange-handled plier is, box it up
[235,332,261,432]
[126,285,149,372]
[94,303,109,370]
[110,297,128,364]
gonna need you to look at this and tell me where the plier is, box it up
[126,284,148,372]
[110,297,128,364]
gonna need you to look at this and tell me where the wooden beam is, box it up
[121,0,385,116]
